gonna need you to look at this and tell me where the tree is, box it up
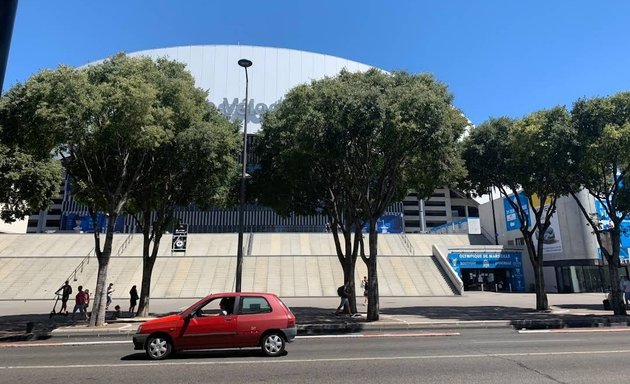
[569,92,630,316]
[126,59,240,317]
[461,107,577,310]
[0,77,68,223]
[3,54,177,325]
[255,69,465,320]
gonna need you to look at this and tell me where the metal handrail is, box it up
[400,233,415,255]
[66,247,94,283]
[116,232,134,257]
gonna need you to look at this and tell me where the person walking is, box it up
[361,276,369,306]
[54,280,72,315]
[129,285,139,316]
[71,285,88,320]
[335,282,351,315]
[106,283,114,310]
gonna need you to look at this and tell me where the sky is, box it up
[4,0,630,125]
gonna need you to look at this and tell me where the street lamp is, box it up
[235,58,252,292]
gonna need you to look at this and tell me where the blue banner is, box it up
[61,213,124,233]
[362,214,404,234]
[503,193,530,231]
[594,200,630,261]
[448,251,525,292]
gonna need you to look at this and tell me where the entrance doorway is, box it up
[461,268,511,291]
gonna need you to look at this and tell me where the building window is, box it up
[405,220,420,228]
[425,211,446,217]
[404,210,418,216]
[451,205,467,217]
[403,200,419,206]
[468,206,479,217]
[515,237,525,246]
[430,192,445,198]
[425,201,446,207]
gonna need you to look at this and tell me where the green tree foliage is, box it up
[0,75,68,223]
[255,69,465,320]
[2,54,185,325]
[462,107,577,310]
[569,92,630,315]
[125,59,240,317]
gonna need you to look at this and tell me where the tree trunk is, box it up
[607,229,626,316]
[534,235,548,311]
[366,220,379,321]
[137,255,156,317]
[89,215,116,326]
[533,261,548,310]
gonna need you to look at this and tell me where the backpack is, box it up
[337,285,345,297]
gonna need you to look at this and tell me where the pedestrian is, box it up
[113,305,122,320]
[335,282,351,315]
[54,280,72,315]
[106,283,114,310]
[129,285,139,316]
[84,289,90,313]
[622,276,630,308]
[361,276,369,305]
[71,285,88,320]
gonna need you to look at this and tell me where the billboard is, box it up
[503,193,530,231]
[595,200,630,262]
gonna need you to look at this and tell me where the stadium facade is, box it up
[26,45,479,234]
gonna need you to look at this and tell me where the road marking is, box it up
[0,332,460,348]
[519,328,630,334]
[298,332,459,339]
[0,340,130,348]
[4,349,630,370]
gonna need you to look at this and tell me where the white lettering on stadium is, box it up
[210,97,283,124]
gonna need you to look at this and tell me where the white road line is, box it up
[519,328,630,334]
[4,349,630,370]
[0,332,460,348]
[0,340,130,348]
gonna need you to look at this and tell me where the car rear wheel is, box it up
[146,335,172,360]
[261,332,285,357]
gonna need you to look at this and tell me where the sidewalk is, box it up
[1,292,628,341]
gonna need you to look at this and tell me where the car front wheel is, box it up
[261,332,285,357]
[146,335,172,360]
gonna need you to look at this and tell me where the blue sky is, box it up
[5,0,630,125]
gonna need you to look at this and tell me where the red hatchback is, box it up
[133,292,297,359]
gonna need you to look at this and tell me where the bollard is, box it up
[509,283,513,293]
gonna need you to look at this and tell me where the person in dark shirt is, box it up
[54,280,72,315]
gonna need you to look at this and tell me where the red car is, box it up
[133,292,297,359]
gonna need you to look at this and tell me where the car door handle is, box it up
[224,316,234,321]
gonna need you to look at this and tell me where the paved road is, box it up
[3,328,630,383]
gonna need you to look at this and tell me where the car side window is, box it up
[239,296,272,315]
[196,296,235,316]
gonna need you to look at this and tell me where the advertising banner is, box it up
[595,200,630,262]
[363,214,404,234]
[61,213,124,233]
[530,198,563,254]
[503,193,530,231]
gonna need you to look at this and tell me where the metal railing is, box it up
[400,233,415,255]
[66,247,94,283]
[116,232,134,257]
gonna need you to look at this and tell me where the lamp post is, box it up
[235,58,252,292]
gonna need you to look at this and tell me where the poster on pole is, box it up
[172,223,188,252]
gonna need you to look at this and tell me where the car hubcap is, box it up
[265,335,283,353]
[149,338,168,358]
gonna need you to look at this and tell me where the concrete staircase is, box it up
[0,233,485,300]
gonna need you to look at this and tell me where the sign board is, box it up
[448,251,525,292]
[172,223,189,252]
